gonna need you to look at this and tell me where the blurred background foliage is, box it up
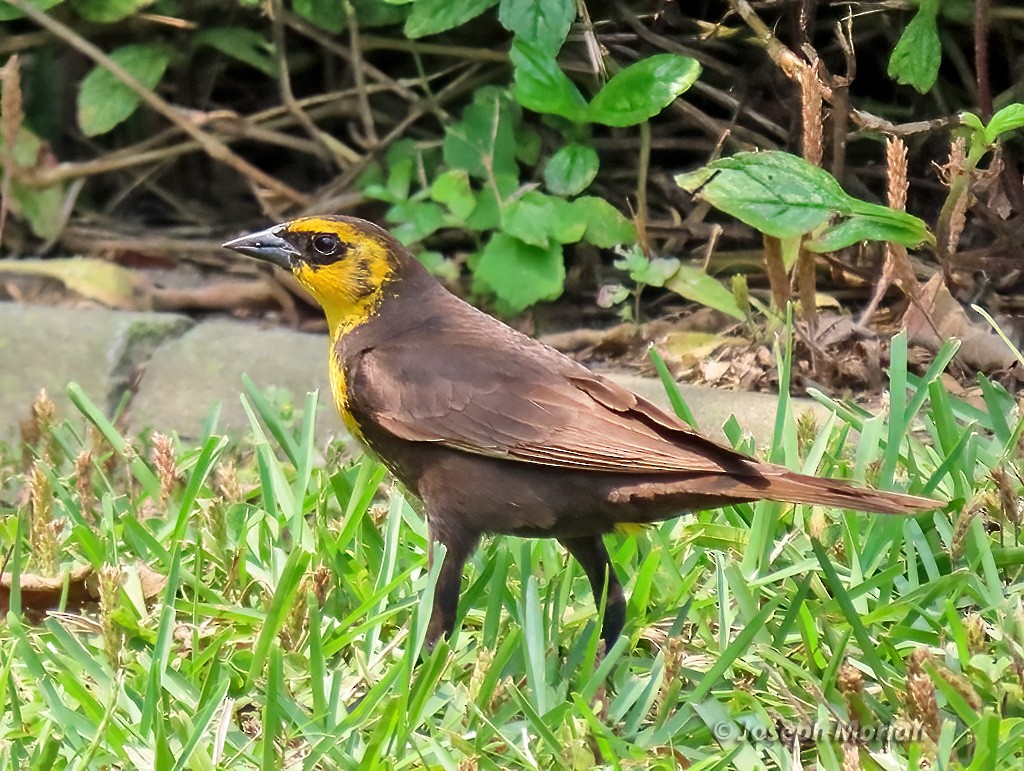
[0,0,1022,323]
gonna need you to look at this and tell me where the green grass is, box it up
[2,329,1023,769]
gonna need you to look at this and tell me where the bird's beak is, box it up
[222,226,300,270]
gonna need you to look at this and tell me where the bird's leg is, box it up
[424,526,479,649]
[559,535,626,650]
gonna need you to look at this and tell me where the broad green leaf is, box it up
[570,196,636,247]
[544,143,599,196]
[676,150,933,249]
[194,27,277,77]
[0,0,62,22]
[475,233,564,310]
[887,0,940,93]
[72,0,150,23]
[587,54,700,127]
[806,213,933,253]
[387,200,445,243]
[463,173,518,230]
[983,103,1024,145]
[292,0,405,32]
[502,191,584,246]
[510,38,588,123]
[430,169,476,220]
[498,0,574,54]
[1,129,66,240]
[443,87,520,180]
[9,180,64,240]
[405,0,497,38]
[77,43,172,136]
[292,0,348,33]
[664,265,746,320]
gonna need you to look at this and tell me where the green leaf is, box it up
[664,265,746,320]
[570,196,636,247]
[291,0,348,33]
[544,143,598,196]
[805,213,933,253]
[9,180,64,240]
[1,129,66,240]
[502,191,584,246]
[291,0,405,32]
[0,0,62,22]
[887,0,940,93]
[194,27,277,77]
[387,200,445,243]
[675,150,934,249]
[498,0,574,54]
[475,233,565,310]
[77,43,172,136]
[405,0,497,38]
[510,38,588,123]
[983,103,1024,146]
[430,169,477,220]
[587,54,701,127]
[443,87,520,180]
[72,0,150,23]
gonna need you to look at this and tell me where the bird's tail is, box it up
[611,468,939,517]
[754,470,937,515]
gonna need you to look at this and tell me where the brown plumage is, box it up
[224,215,938,649]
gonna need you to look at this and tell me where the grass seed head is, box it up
[99,564,125,670]
[150,432,180,503]
[964,613,986,654]
[28,461,59,575]
[74,448,95,521]
[905,649,941,742]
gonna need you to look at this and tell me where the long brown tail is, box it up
[757,469,938,515]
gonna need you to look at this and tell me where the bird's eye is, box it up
[312,233,340,256]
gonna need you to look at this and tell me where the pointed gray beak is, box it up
[222,226,300,270]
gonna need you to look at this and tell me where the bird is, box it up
[223,215,937,650]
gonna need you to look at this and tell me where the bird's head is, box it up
[223,215,399,337]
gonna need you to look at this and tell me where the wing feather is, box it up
[346,314,753,476]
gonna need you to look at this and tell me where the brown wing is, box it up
[346,320,755,476]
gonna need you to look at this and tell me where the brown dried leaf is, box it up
[133,561,168,600]
[0,563,96,616]
[0,257,153,310]
[904,273,1017,372]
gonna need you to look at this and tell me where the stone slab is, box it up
[0,303,192,441]
[129,318,343,441]
[1,302,833,449]
[604,372,831,446]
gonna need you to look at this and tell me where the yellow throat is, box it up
[286,217,395,441]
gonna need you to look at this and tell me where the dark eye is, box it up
[312,233,340,256]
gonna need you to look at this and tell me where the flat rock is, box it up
[0,303,191,442]
[604,372,830,446]
[129,318,343,440]
[1,302,834,450]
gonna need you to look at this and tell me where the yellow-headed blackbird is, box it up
[224,216,936,648]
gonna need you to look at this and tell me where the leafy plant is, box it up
[676,150,935,255]
[359,19,706,312]
[361,87,645,311]
[600,245,746,323]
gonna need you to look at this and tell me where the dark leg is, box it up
[559,535,626,650]
[425,525,479,649]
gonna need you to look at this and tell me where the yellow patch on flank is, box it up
[614,522,651,537]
